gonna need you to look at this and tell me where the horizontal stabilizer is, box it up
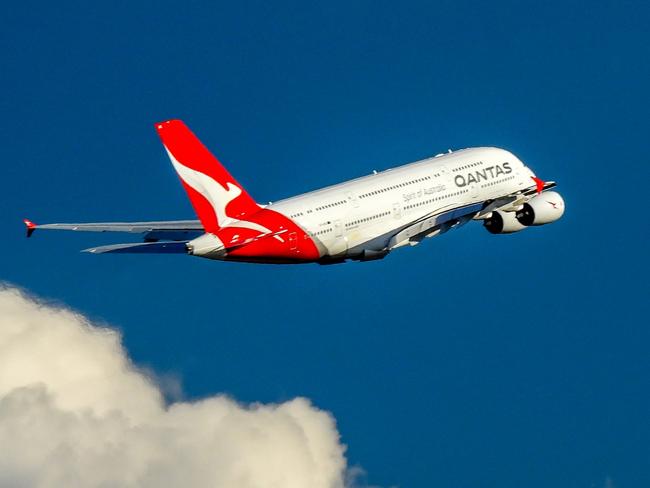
[82,241,189,254]
[29,220,202,233]
[22,219,203,241]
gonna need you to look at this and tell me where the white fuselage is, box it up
[267,147,535,258]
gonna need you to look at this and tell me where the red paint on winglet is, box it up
[531,176,545,194]
[23,219,36,238]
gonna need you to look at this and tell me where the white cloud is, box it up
[0,286,350,488]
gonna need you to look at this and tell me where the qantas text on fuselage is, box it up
[25,120,565,264]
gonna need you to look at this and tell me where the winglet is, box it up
[531,176,545,194]
[23,219,37,238]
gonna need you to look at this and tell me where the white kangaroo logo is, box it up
[167,149,274,236]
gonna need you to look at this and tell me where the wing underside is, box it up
[384,181,558,250]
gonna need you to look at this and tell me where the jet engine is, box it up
[483,211,527,234]
[516,191,565,226]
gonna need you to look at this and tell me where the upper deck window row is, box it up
[314,200,346,211]
[452,161,484,172]
[359,176,432,199]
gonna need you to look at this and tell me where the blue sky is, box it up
[2,1,649,486]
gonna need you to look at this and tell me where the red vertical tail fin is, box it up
[155,120,260,233]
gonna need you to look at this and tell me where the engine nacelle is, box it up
[483,211,527,234]
[516,191,565,226]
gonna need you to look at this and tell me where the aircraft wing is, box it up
[475,180,557,218]
[387,181,558,249]
[23,219,203,241]
[524,180,556,195]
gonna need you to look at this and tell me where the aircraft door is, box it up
[439,164,449,179]
[392,202,402,219]
[288,231,298,251]
[334,220,343,238]
[328,219,347,256]
[345,191,359,208]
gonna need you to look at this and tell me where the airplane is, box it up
[24,119,565,264]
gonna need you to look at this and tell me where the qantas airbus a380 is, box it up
[25,120,565,264]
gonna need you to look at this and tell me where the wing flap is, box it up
[388,202,483,249]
